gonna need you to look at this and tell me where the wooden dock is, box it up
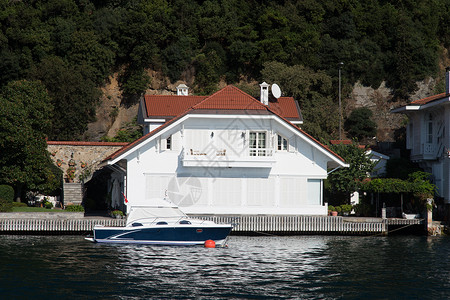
[0,213,424,235]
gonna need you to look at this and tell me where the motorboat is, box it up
[87,198,233,246]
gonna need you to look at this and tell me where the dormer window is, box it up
[277,134,288,151]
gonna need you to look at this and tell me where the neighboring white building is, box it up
[367,150,390,178]
[105,84,348,215]
[392,68,450,204]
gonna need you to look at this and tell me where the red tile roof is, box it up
[106,85,344,164]
[142,85,301,120]
[143,95,205,118]
[410,93,448,105]
[269,97,301,119]
[192,85,267,110]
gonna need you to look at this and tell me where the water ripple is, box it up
[0,235,449,299]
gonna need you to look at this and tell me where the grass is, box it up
[12,207,59,212]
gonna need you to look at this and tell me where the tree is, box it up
[261,61,338,140]
[344,107,377,142]
[30,56,101,140]
[326,142,375,204]
[0,80,61,201]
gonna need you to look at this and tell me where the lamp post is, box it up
[338,62,344,141]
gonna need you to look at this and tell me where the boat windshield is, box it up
[126,206,187,225]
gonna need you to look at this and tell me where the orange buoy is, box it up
[204,239,216,248]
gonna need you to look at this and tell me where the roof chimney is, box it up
[259,82,269,105]
[177,84,189,96]
[446,67,450,94]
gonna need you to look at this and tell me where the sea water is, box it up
[0,235,449,299]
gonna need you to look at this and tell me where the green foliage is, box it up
[0,80,60,199]
[112,209,124,217]
[31,56,101,140]
[12,202,27,207]
[327,143,375,195]
[407,171,435,200]
[0,0,448,142]
[119,67,151,101]
[344,107,377,142]
[0,198,13,212]
[101,118,142,143]
[65,204,84,212]
[261,61,337,139]
[0,185,14,202]
[328,205,335,212]
[359,171,436,199]
[340,204,353,213]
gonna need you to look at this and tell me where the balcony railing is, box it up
[182,147,275,168]
[420,143,444,160]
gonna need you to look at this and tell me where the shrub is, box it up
[340,204,353,213]
[45,202,53,209]
[335,206,342,213]
[0,185,14,202]
[12,202,27,207]
[0,198,13,212]
[111,209,124,217]
[65,205,84,212]
[328,205,335,212]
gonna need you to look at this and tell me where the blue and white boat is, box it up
[88,199,233,246]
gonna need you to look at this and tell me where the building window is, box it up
[249,132,266,156]
[427,114,433,144]
[277,134,288,151]
[166,136,172,150]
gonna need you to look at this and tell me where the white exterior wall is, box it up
[405,105,450,204]
[117,116,339,215]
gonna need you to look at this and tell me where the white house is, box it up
[392,67,450,204]
[104,84,348,215]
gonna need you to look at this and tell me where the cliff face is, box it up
[348,79,437,142]
[84,72,437,143]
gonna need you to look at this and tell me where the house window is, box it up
[249,132,266,156]
[427,114,433,143]
[166,136,172,150]
[277,134,288,151]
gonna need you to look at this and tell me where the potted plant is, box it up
[335,206,342,216]
[111,209,124,219]
[56,159,63,167]
[65,166,76,183]
[328,205,338,216]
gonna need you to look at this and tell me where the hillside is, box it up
[1,0,450,143]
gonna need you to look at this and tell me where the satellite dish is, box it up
[271,83,281,99]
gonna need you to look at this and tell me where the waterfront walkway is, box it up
[0,213,424,235]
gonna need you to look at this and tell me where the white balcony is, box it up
[182,148,276,168]
[420,143,444,160]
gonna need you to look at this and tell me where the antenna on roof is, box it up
[271,83,281,99]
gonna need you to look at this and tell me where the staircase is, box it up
[63,183,83,205]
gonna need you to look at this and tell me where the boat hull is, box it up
[93,225,232,246]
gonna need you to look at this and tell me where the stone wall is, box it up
[47,141,128,184]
